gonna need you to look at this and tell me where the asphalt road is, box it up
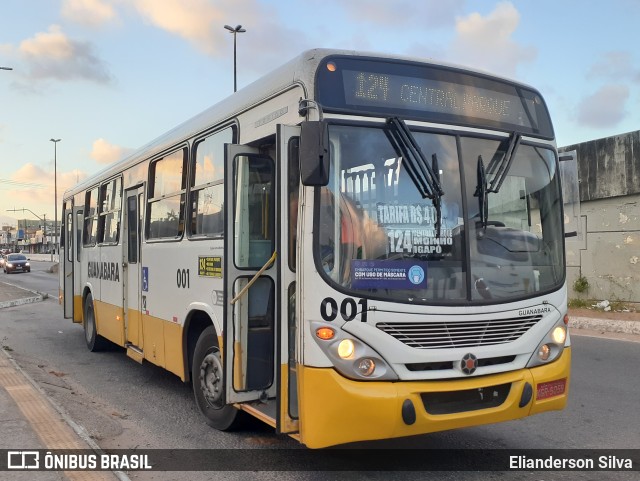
[0,259,59,299]
[1,264,638,480]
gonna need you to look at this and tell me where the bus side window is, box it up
[147,149,187,240]
[190,127,233,238]
[83,187,99,246]
[99,177,122,244]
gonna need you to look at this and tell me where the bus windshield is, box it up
[315,123,564,304]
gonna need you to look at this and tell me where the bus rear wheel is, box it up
[84,293,109,352]
[192,326,243,430]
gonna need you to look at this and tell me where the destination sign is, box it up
[316,57,553,138]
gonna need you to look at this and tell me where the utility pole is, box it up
[50,138,61,262]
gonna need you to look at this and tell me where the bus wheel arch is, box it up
[184,309,216,382]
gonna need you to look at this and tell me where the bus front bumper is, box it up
[298,347,571,448]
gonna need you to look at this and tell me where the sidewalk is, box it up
[0,283,126,480]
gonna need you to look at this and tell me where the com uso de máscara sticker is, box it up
[351,260,428,289]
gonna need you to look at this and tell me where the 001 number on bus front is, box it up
[320,297,368,323]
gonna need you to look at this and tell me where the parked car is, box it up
[4,253,30,273]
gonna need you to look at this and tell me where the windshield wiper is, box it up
[475,132,521,229]
[485,131,521,193]
[474,155,489,228]
[386,117,445,236]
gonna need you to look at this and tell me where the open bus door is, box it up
[224,144,279,406]
[62,201,74,319]
[276,125,301,434]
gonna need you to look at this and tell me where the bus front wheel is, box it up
[192,326,243,430]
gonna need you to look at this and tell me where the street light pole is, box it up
[223,24,246,92]
[50,138,61,262]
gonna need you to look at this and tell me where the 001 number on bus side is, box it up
[177,268,190,289]
[320,297,368,323]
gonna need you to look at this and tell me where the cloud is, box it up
[576,84,629,128]
[330,0,465,28]
[450,2,536,77]
[15,25,112,85]
[90,138,132,164]
[4,163,87,212]
[587,51,640,83]
[127,0,303,67]
[129,0,231,56]
[62,0,118,27]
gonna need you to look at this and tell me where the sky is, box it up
[1,0,640,226]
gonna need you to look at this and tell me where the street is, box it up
[0,257,59,299]
[0,261,639,480]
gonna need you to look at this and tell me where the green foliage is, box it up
[573,275,589,294]
[568,298,590,309]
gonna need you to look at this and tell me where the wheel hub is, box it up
[199,351,224,408]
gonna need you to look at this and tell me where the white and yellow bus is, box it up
[60,49,575,448]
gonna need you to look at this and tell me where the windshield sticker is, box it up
[351,260,428,289]
[376,202,461,255]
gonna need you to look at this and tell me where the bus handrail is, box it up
[230,251,278,305]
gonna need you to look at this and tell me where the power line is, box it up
[0,178,46,189]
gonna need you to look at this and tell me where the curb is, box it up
[0,293,43,309]
[0,280,44,309]
[569,316,640,336]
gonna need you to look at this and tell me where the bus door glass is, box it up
[73,208,83,322]
[63,201,74,319]
[123,186,144,348]
[224,145,278,403]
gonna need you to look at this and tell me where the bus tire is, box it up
[192,326,243,431]
[84,293,108,352]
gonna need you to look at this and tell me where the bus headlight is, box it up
[527,317,569,368]
[552,326,566,344]
[338,339,355,359]
[356,358,376,377]
[311,322,398,381]
[538,344,551,361]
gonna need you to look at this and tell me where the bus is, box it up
[60,49,577,448]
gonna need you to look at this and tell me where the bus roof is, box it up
[64,48,544,198]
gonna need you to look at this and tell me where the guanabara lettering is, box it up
[518,307,552,316]
[87,261,120,282]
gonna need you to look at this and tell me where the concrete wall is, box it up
[561,130,640,304]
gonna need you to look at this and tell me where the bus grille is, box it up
[376,315,542,349]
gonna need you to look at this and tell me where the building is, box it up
[561,130,640,305]
[0,220,59,254]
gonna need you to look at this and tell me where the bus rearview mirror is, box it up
[300,121,330,186]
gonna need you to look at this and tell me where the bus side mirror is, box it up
[300,121,330,186]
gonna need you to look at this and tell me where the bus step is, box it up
[125,344,144,364]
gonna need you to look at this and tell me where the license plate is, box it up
[536,378,567,400]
